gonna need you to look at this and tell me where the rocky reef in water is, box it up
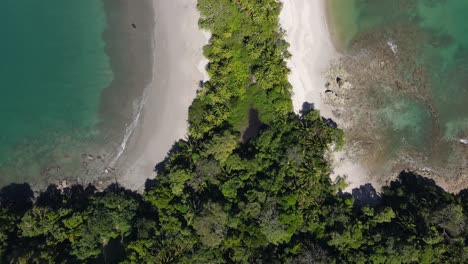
[322,20,467,192]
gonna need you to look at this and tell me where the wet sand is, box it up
[116,0,209,190]
[100,0,155,148]
[0,0,156,190]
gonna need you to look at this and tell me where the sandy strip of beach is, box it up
[118,0,209,190]
[279,0,336,118]
[279,0,371,191]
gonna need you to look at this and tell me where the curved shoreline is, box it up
[279,0,372,191]
[279,0,337,118]
[307,1,467,193]
[100,0,155,168]
[116,0,210,190]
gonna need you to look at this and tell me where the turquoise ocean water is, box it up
[0,1,113,185]
[329,0,468,178]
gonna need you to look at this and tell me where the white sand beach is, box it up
[279,0,336,118]
[279,0,371,191]
[119,0,209,190]
[117,0,369,192]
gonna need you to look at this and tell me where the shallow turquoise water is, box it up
[329,0,468,170]
[0,0,113,184]
[417,1,468,138]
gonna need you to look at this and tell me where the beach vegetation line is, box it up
[0,0,466,262]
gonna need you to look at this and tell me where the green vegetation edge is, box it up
[0,0,466,263]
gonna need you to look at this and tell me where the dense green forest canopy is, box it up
[0,0,466,263]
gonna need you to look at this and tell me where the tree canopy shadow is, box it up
[241,108,263,143]
[145,140,184,192]
[153,140,184,175]
[382,170,452,209]
[300,102,315,114]
[35,184,97,210]
[33,182,140,211]
[0,183,33,214]
[351,183,381,208]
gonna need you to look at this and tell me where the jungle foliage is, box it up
[0,0,466,263]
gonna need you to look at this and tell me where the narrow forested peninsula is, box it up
[0,0,466,263]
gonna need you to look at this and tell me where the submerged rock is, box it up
[386,40,398,54]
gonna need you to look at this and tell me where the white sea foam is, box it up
[108,31,156,168]
[109,95,146,167]
[110,69,152,168]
